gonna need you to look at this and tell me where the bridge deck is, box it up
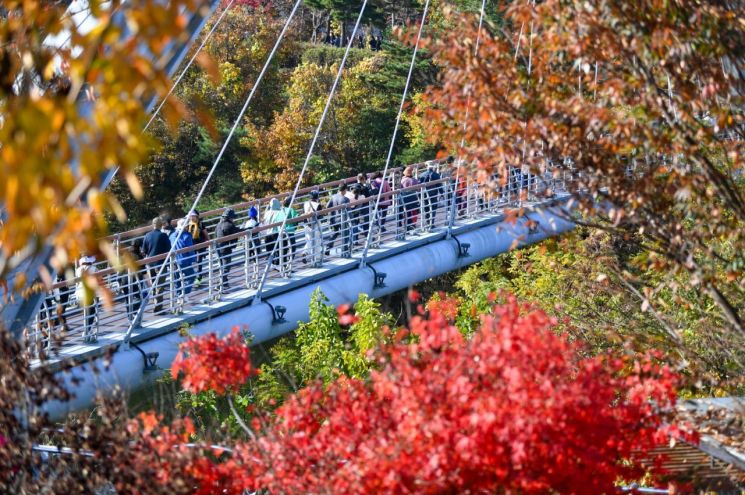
[28,162,572,367]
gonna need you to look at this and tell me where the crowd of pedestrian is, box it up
[48,159,546,338]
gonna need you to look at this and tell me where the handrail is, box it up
[101,160,441,243]
[49,176,454,290]
[28,164,561,358]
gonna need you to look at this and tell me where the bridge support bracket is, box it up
[264,300,287,325]
[367,264,387,289]
[452,236,471,258]
[130,342,160,372]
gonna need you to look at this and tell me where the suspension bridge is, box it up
[7,0,579,418]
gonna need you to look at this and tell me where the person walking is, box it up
[263,198,282,266]
[345,182,361,243]
[215,208,243,292]
[169,219,196,312]
[75,254,98,341]
[419,161,442,231]
[186,210,209,287]
[400,166,420,232]
[274,198,300,272]
[355,173,372,238]
[121,239,145,322]
[142,217,171,314]
[325,183,351,256]
[370,172,392,233]
[161,215,175,236]
[241,205,261,262]
[303,190,323,266]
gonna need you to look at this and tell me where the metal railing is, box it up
[26,162,574,357]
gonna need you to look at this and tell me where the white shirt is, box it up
[304,200,320,215]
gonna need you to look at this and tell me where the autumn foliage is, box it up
[171,327,255,395]
[421,0,745,345]
[153,298,683,494]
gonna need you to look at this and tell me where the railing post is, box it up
[342,208,352,258]
[252,236,260,287]
[131,269,144,330]
[396,192,405,240]
[279,231,288,277]
[446,178,456,238]
[33,312,41,357]
[45,298,53,353]
[243,233,250,288]
[93,300,99,342]
[418,186,425,234]
[464,176,470,217]
[312,214,323,267]
[169,256,176,313]
[127,268,134,323]
[83,304,90,342]
[208,241,216,302]
[373,206,381,248]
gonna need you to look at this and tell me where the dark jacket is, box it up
[215,218,242,255]
[142,229,171,267]
[419,169,442,198]
[325,192,350,225]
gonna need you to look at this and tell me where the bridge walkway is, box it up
[28,160,571,367]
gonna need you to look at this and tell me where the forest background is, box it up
[110,0,745,398]
[109,0,496,228]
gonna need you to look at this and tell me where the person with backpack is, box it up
[263,198,282,265]
[215,208,243,292]
[142,217,171,314]
[241,205,261,263]
[303,190,323,265]
[169,219,196,311]
[274,198,300,270]
[370,172,392,232]
[325,183,351,256]
[419,161,442,231]
[186,210,209,286]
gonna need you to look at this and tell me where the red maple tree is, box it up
[192,297,682,494]
[171,327,255,395]
[131,298,691,494]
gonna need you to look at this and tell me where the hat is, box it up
[79,255,96,265]
[310,190,320,200]
[222,208,236,219]
[248,206,258,218]
[188,210,199,218]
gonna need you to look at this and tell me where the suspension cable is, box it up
[254,0,370,299]
[448,0,488,234]
[144,0,237,132]
[123,0,304,345]
[359,0,432,267]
